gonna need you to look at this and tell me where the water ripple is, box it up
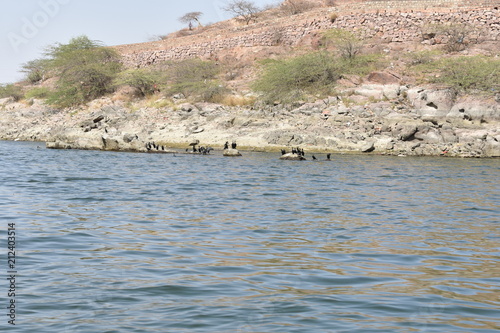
[1,141,499,332]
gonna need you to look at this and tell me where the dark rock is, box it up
[93,115,105,123]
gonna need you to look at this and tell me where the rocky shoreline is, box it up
[1,83,499,158]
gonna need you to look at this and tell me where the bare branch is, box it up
[223,0,261,25]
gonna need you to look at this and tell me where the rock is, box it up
[354,84,385,100]
[448,99,500,120]
[414,128,443,143]
[223,148,242,157]
[101,136,120,151]
[361,141,375,153]
[93,115,105,123]
[280,153,306,160]
[394,123,418,141]
[408,88,456,115]
[484,137,500,157]
[180,103,196,112]
[0,97,14,106]
[367,72,401,85]
[123,133,137,143]
[46,141,73,149]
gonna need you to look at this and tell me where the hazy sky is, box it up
[0,0,279,84]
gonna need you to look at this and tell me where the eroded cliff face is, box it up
[1,84,498,158]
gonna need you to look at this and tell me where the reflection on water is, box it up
[1,141,499,332]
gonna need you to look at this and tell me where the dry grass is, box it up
[220,95,256,106]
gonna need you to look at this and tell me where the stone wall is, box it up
[117,7,499,68]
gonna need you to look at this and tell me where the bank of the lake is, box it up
[1,86,499,158]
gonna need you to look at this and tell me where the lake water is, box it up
[1,140,499,332]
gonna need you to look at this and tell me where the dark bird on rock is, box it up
[312,155,317,160]
[224,141,229,150]
[231,141,237,149]
[326,153,331,160]
[281,149,286,155]
[189,140,200,146]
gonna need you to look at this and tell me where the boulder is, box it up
[280,153,306,161]
[101,136,120,151]
[367,72,401,85]
[223,148,242,157]
[407,88,456,115]
[361,141,375,153]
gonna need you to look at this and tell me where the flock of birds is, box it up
[146,140,331,160]
[281,147,332,161]
[145,141,167,152]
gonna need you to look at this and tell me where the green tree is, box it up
[44,36,122,107]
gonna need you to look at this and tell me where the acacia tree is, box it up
[223,0,260,25]
[179,11,203,30]
[44,36,122,107]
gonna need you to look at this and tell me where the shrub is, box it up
[25,87,50,99]
[115,69,162,97]
[421,22,481,53]
[405,50,442,65]
[431,56,499,94]
[166,58,227,102]
[253,51,382,104]
[322,29,363,59]
[43,36,122,107]
[0,84,24,101]
[280,0,316,15]
[252,52,341,104]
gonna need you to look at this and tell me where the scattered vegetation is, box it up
[421,22,481,53]
[410,55,499,95]
[0,84,24,101]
